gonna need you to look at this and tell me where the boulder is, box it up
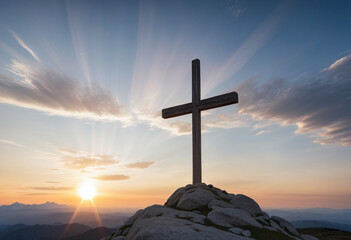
[177,187,219,211]
[104,184,318,240]
[124,214,253,240]
[300,235,319,240]
[229,227,244,234]
[230,194,262,215]
[165,187,186,207]
[208,199,234,210]
[207,207,262,228]
[242,230,251,237]
[271,216,299,236]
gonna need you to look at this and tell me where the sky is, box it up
[0,0,350,210]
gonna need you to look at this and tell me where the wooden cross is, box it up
[162,59,238,184]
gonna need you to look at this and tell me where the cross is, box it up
[162,59,238,184]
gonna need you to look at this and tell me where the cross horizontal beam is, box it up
[162,92,238,119]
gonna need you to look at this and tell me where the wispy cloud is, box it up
[45,181,60,184]
[204,114,250,129]
[91,174,130,181]
[256,130,269,136]
[60,149,119,170]
[24,192,55,195]
[8,29,40,62]
[0,138,24,148]
[28,186,73,191]
[237,54,351,146]
[0,60,128,122]
[125,161,155,169]
[137,113,192,136]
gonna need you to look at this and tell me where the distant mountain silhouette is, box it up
[0,202,73,210]
[0,203,131,227]
[292,220,351,233]
[266,208,351,226]
[298,228,351,240]
[0,223,90,240]
[63,227,115,240]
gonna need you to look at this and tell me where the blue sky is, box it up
[0,0,350,208]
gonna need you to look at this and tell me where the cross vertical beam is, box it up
[192,59,201,184]
[161,59,238,185]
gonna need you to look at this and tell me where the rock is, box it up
[230,194,262,215]
[264,226,278,232]
[271,216,299,236]
[125,215,253,240]
[106,184,307,240]
[242,230,251,237]
[211,187,235,201]
[124,209,143,226]
[122,227,130,236]
[229,227,244,234]
[112,236,125,240]
[176,211,206,224]
[269,219,287,233]
[165,187,186,207]
[261,211,270,220]
[300,234,319,240]
[208,199,234,210]
[256,215,269,225]
[207,207,262,228]
[177,187,219,211]
[194,182,207,187]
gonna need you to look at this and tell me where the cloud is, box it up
[0,60,127,121]
[137,113,192,135]
[24,193,55,195]
[8,29,40,62]
[91,174,130,181]
[29,186,73,191]
[0,138,24,148]
[204,114,250,129]
[256,130,269,136]
[61,152,119,170]
[45,181,60,183]
[237,54,351,146]
[125,161,155,169]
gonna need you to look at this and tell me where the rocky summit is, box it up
[102,183,318,240]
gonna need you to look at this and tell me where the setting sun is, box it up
[78,181,96,200]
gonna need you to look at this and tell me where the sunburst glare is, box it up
[78,181,96,200]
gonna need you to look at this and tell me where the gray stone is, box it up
[263,226,278,232]
[177,187,219,211]
[208,199,233,210]
[165,187,186,207]
[194,182,207,187]
[207,207,262,228]
[229,227,244,234]
[112,236,125,240]
[124,209,144,226]
[176,211,206,224]
[261,211,270,220]
[122,227,130,236]
[230,194,262,215]
[256,215,269,225]
[242,230,251,237]
[269,219,287,234]
[300,234,319,240]
[271,216,299,236]
[125,216,253,240]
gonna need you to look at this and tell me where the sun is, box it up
[78,181,96,200]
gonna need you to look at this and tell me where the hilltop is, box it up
[103,183,319,240]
